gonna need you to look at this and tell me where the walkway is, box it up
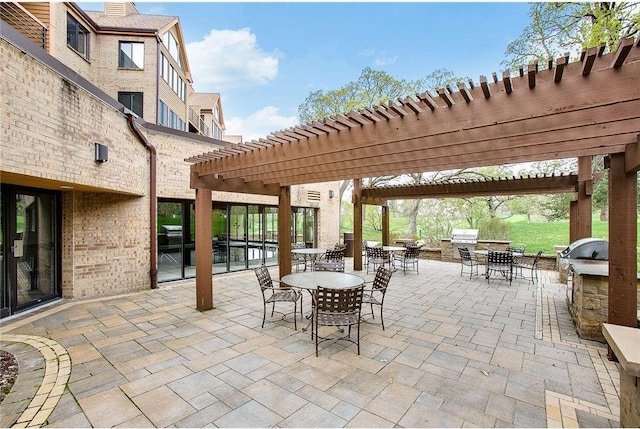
[0,259,621,427]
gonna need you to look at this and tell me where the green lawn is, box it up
[343,213,640,269]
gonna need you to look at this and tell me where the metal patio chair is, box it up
[514,249,543,283]
[254,265,303,330]
[486,250,514,284]
[362,266,393,330]
[394,244,420,275]
[313,284,365,356]
[459,247,481,279]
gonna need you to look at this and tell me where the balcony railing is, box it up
[0,2,47,49]
[188,106,209,137]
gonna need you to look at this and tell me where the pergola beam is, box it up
[361,174,578,200]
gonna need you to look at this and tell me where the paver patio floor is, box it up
[0,259,621,427]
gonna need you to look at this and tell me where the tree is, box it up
[502,2,640,70]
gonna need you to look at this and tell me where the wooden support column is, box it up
[381,204,390,246]
[577,156,593,239]
[278,186,292,279]
[608,153,637,328]
[195,188,213,311]
[353,179,363,271]
[569,201,578,243]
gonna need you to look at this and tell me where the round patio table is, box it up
[282,272,365,331]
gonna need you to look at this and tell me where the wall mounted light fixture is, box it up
[329,190,334,199]
[95,143,108,163]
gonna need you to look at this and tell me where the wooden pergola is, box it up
[187,37,640,329]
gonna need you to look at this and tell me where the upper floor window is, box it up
[118,92,143,118]
[162,31,182,69]
[67,13,89,59]
[119,42,144,69]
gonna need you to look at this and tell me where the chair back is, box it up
[404,245,420,260]
[532,249,543,266]
[459,247,472,261]
[506,245,525,254]
[367,246,385,260]
[254,265,273,291]
[315,285,364,325]
[372,266,393,292]
[488,250,512,265]
[324,248,344,261]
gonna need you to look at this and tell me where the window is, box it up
[67,13,89,59]
[119,42,144,69]
[118,92,143,117]
[158,100,169,126]
[162,32,181,68]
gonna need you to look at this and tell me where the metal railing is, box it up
[0,2,47,49]
[188,105,209,137]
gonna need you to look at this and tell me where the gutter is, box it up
[127,113,158,289]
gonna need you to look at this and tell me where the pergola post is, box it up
[353,179,363,271]
[195,187,213,311]
[570,156,593,243]
[278,186,292,279]
[608,153,637,327]
[382,204,389,246]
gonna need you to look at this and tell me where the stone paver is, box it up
[0,259,621,427]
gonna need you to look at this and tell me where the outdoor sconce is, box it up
[329,190,334,199]
[95,143,108,163]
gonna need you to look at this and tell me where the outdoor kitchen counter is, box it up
[566,260,640,342]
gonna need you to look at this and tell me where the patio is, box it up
[0,259,621,428]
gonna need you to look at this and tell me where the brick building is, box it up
[0,2,340,317]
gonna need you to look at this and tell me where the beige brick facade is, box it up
[1,25,340,304]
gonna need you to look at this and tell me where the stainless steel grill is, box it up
[560,237,608,269]
[451,228,479,258]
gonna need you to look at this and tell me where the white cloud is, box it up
[225,106,298,142]
[186,28,280,92]
[374,56,397,66]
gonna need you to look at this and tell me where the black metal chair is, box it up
[362,266,393,330]
[394,245,420,275]
[313,284,365,356]
[314,248,345,272]
[459,247,481,279]
[366,246,390,274]
[486,250,513,284]
[514,250,543,283]
[254,265,303,329]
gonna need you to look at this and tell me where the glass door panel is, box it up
[247,205,263,269]
[10,190,58,311]
[157,202,183,281]
[212,204,228,274]
[264,207,278,266]
[229,205,247,272]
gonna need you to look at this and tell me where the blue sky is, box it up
[80,2,533,141]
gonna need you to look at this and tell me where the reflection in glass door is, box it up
[212,204,228,274]
[2,187,59,315]
[264,207,278,265]
[229,205,247,272]
[247,205,263,269]
[157,201,183,282]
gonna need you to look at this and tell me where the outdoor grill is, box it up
[161,225,183,247]
[559,237,608,269]
[451,228,479,258]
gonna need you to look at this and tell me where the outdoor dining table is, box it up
[281,271,366,331]
[382,246,406,271]
[291,248,326,271]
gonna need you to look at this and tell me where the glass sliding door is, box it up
[212,204,228,274]
[2,186,60,316]
[292,207,317,248]
[247,205,264,269]
[157,201,183,282]
[264,207,278,265]
[229,205,247,272]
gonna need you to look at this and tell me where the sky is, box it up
[79,1,533,142]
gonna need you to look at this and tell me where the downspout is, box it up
[127,113,158,289]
